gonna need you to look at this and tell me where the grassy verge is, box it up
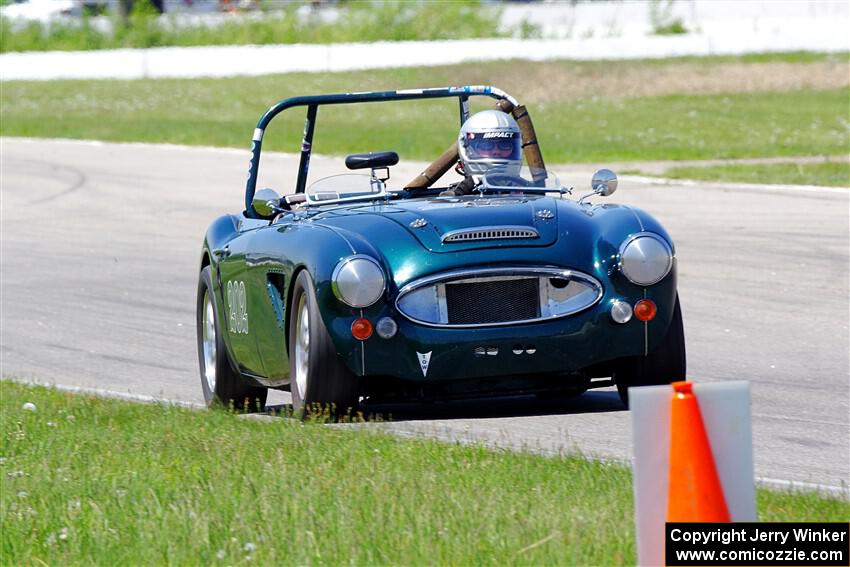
[1,1,535,53]
[2,381,847,565]
[657,162,850,187]
[1,58,847,164]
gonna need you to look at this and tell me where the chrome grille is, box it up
[395,267,603,328]
[442,226,539,243]
[445,278,539,324]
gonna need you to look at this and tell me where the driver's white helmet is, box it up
[458,110,522,177]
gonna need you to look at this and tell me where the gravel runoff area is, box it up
[457,59,850,101]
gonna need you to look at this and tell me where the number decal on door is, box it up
[226,280,249,334]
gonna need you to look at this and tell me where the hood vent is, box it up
[441,226,539,243]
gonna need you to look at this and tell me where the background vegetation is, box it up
[2,55,848,167]
[1,0,539,53]
[661,162,849,187]
[2,382,846,565]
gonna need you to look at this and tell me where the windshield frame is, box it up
[304,172,390,207]
[244,86,521,218]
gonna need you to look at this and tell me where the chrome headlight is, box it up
[619,233,673,286]
[331,255,385,308]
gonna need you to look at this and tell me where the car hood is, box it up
[309,196,648,289]
[314,195,568,253]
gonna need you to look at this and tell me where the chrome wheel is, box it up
[294,294,310,400]
[202,290,217,394]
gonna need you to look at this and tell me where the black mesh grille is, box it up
[445,278,540,324]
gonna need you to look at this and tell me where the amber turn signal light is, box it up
[351,318,373,340]
[634,299,657,322]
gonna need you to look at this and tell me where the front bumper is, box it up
[330,272,677,382]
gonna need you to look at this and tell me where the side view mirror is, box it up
[252,187,282,218]
[591,169,618,197]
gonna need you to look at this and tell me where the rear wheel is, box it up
[615,295,686,408]
[289,270,358,417]
[196,266,267,412]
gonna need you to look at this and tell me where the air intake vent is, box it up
[442,226,539,243]
[445,278,540,324]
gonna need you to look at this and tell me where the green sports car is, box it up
[196,86,685,414]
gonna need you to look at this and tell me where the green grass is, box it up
[679,51,849,64]
[591,51,847,67]
[1,60,847,164]
[2,381,847,565]
[0,1,537,53]
[525,88,848,162]
[660,162,850,187]
[652,20,688,36]
[649,0,689,35]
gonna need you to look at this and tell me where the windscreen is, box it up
[304,173,384,205]
[481,166,564,192]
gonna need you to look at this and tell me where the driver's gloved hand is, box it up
[440,176,476,197]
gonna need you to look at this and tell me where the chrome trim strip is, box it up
[319,225,357,254]
[436,283,448,323]
[538,276,550,317]
[441,225,539,243]
[643,289,649,356]
[360,308,366,375]
[395,266,603,328]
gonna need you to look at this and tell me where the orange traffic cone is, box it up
[667,381,731,522]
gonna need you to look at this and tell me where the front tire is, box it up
[615,295,686,408]
[196,266,267,412]
[288,270,358,417]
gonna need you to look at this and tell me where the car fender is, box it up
[199,213,243,377]
[611,204,679,348]
[237,220,381,371]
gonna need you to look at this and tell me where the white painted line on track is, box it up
[756,477,849,500]
[4,136,846,196]
[6,377,205,409]
[1,136,256,157]
[6,377,847,499]
[752,412,849,427]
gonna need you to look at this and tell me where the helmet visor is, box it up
[464,132,522,161]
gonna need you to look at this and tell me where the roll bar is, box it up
[245,86,528,218]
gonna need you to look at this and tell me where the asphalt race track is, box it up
[2,138,848,490]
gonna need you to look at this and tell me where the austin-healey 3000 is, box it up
[196,86,685,413]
